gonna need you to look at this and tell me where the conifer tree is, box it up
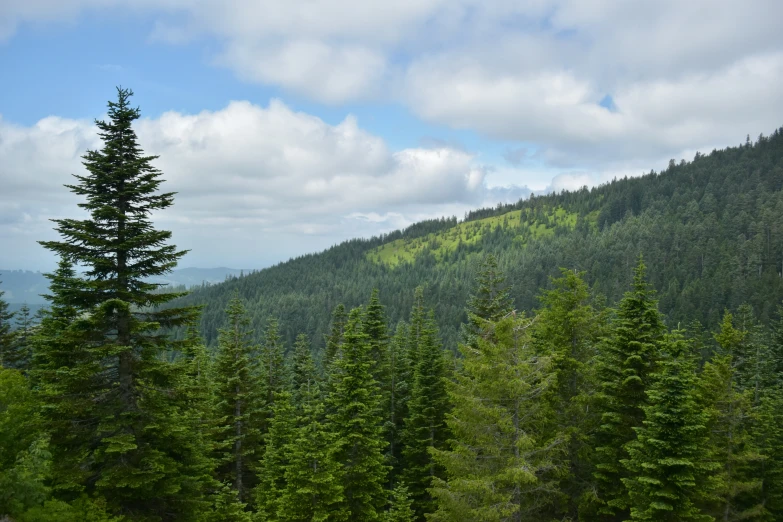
[622,331,716,521]
[257,391,297,521]
[383,484,415,522]
[327,307,389,520]
[35,88,209,519]
[12,303,33,370]
[364,289,390,396]
[755,386,783,519]
[291,333,319,407]
[259,318,288,446]
[280,347,347,522]
[325,304,348,365]
[591,256,665,520]
[463,254,513,346]
[700,312,765,520]
[0,280,16,368]
[213,294,262,503]
[431,315,557,522]
[533,268,603,519]
[386,321,412,485]
[401,310,449,519]
[407,286,427,369]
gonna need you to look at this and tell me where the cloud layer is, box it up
[0,101,529,269]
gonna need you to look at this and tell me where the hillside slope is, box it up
[176,128,783,350]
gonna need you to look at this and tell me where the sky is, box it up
[1,0,782,271]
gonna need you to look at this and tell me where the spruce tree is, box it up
[325,304,348,365]
[212,295,262,503]
[280,347,347,522]
[407,286,427,369]
[35,88,208,519]
[327,307,389,520]
[13,303,33,370]
[256,391,297,521]
[591,256,665,520]
[622,331,716,521]
[533,268,603,519]
[401,310,449,519]
[463,254,513,346]
[386,321,412,486]
[383,484,415,522]
[259,318,288,432]
[430,315,557,522]
[291,333,319,408]
[364,289,390,398]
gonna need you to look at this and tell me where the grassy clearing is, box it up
[367,206,587,267]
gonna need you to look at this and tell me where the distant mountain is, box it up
[0,267,250,305]
[170,128,783,351]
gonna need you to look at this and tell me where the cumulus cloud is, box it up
[0,101,532,269]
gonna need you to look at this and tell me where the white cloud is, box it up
[0,101,533,269]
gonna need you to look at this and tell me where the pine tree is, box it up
[700,312,765,521]
[0,279,17,368]
[591,256,665,520]
[260,318,288,426]
[280,348,347,522]
[385,321,412,485]
[325,304,348,365]
[622,331,716,521]
[12,303,33,370]
[430,315,557,522]
[383,483,415,522]
[35,88,208,519]
[256,391,297,521]
[401,310,449,519]
[364,289,390,399]
[327,307,389,520]
[533,268,604,519]
[213,295,262,503]
[291,333,319,408]
[463,254,513,347]
[407,287,427,369]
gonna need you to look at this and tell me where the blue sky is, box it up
[1,0,782,270]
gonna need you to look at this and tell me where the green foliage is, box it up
[430,315,557,522]
[385,320,412,485]
[622,331,716,521]
[256,391,296,520]
[0,279,18,368]
[401,310,449,519]
[463,254,514,347]
[326,307,389,520]
[34,88,209,520]
[591,257,665,519]
[213,294,262,502]
[324,304,347,365]
[383,484,415,522]
[533,268,605,519]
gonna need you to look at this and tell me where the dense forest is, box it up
[1,89,783,522]
[174,128,783,353]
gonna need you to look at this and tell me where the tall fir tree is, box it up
[385,321,412,486]
[401,310,450,520]
[280,345,347,522]
[291,333,319,407]
[259,318,289,447]
[430,315,557,522]
[212,295,262,503]
[256,391,297,521]
[324,304,348,365]
[35,87,209,519]
[590,256,665,520]
[383,484,415,522]
[622,331,716,521]
[462,254,514,347]
[533,268,604,519]
[407,287,427,370]
[12,303,33,370]
[0,279,16,368]
[364,289,390,401]
[327,307,389,520]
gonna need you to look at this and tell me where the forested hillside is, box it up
[179,130,783,351]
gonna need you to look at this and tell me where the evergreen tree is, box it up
[0,279,17,368]
[325,304,348,365]
[622,331,716,521]
[364,289,390,398]
[280,350,347,522]
[463,254,513,346]
[259,318,288,435]
[12,303,33,370]
[407,286,427,369]
[256,391,297,521]
[401,310,449,519]
[700,312,765,521]
[386,321,412,486]
[383,484,415,522]
[533,268,604,519]
[755,386,783,519]
[327,307,389,520]
[35,87,208,519]
[431,315,557,522]
[291,333,319,408]
[213,294,262,503]
[591,256,665,520]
